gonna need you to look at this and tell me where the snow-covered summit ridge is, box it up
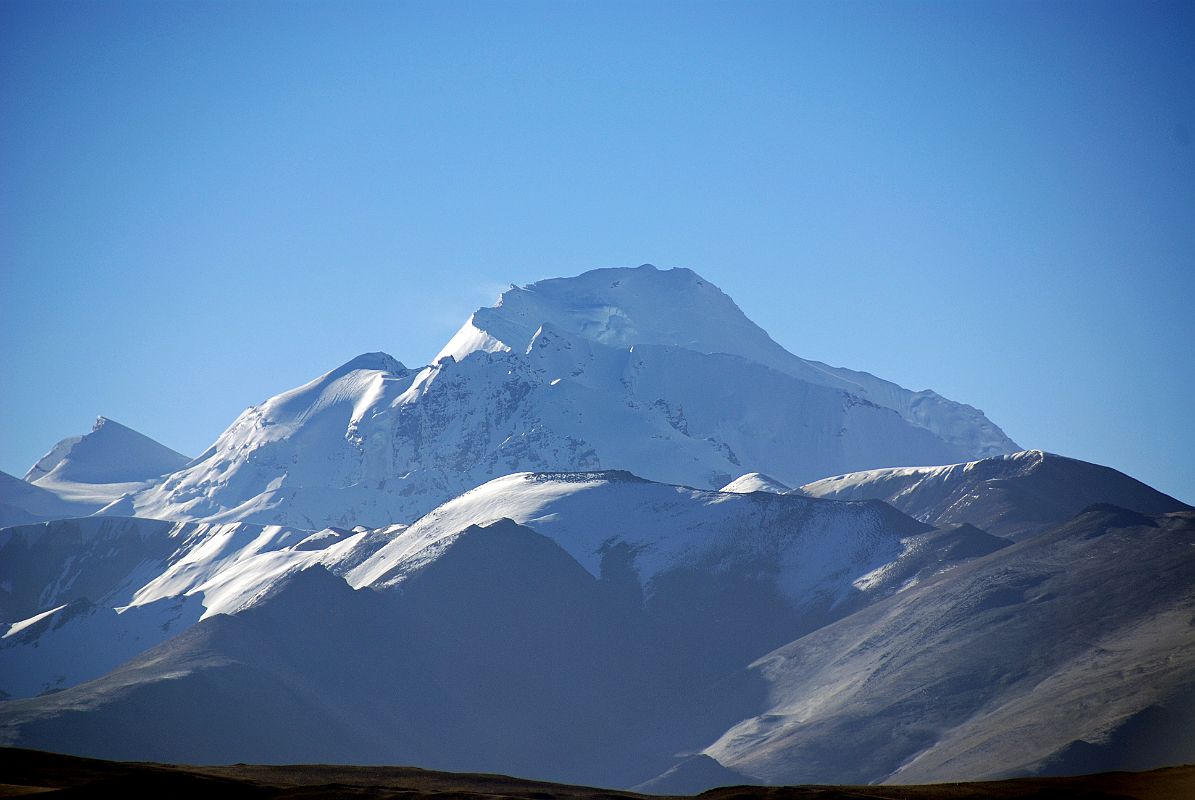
[803,449,1053,493]
[24,416,189,486]
[130,352,415,527]
[436,264,1018,457]
[242,351,408,432]
[801,449,1191,539]
[348,468,929,602]
[437,265,802,369]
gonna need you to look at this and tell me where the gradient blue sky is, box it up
[2,0,1193,502]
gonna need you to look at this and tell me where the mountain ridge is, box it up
[800,449,1190,538]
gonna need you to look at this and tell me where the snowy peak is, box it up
[720,472,793,495]
[435,264,1018,458]
[327,351,406,378]
[215,351,411,445]
[253,351,408,423]
[129,352,421,527]
[436,264,794,368]
[3,416,192,524]
[87,265,1026,529]
[24,416,189,486]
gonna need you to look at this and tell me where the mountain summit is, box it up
[24,416,189,486]
[0,417,191,525]
[437,265,801,369]
[439,265,1019,458]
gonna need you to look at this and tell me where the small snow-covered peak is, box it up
[330,352,406,376]
[255,352,409,422]
[24,417,189,486]
[128,352,427,527]
[721,472,792,495]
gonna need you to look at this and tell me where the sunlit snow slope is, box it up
[0,514,393,698]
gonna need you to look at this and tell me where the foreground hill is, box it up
[705,507,1195,784]
[1,748,1192,800]
[2,501,1191,787]
[0,471,89,529]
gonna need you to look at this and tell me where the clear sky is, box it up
[2,0,1192,502]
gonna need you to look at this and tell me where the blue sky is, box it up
[2,0,1193,502]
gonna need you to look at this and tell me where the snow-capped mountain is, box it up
[3,264,1188,789]
[119,265,1018,528]
[436,265,1019,458]
[800,449,1190,539]
[0,417,190,526]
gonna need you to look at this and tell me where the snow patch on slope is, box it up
[721,473,792,495]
